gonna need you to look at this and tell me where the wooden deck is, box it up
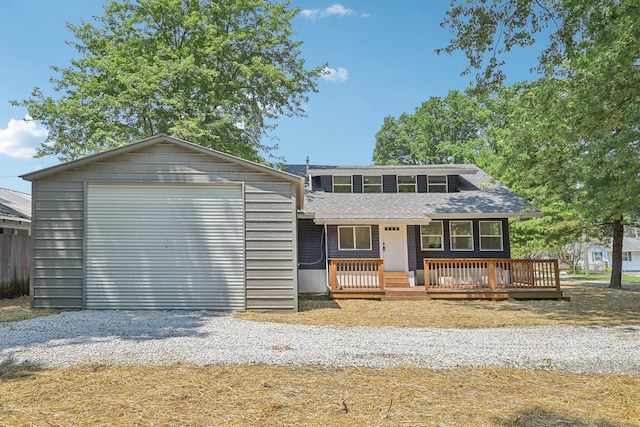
[328,258,564,300]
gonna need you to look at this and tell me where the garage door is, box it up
[86,183,245,310]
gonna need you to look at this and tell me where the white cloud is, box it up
[301,4,369,19]
[0,116,48,159]
[321,67,349,83]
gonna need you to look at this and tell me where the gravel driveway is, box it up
[2,310,639,374]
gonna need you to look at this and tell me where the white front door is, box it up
[381,225,407,272]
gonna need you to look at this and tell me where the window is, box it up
[363,175,382,193]
[450,221,473,251]
[479,221,503,251]
[333,176,352,193]
[338,226,372,250]
[420,222,443,250]
[592,252,603,262]
[397,175,416,192]
[427,176,447,193]
[623,252,632,262]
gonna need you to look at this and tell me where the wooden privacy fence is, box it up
[0,234,30,298]
[328,259,384,291]
[423,258,561,292]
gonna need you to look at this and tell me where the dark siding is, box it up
[320,175,333,192]
[417,175,427,193]
[382,175,397,193]
[414,219,511,267]
[447,175,459,192]
[327,225,380,259]
[407,225,417,271]
[353,175,363,193]
[297,219,326,270]
[311,176,322,191]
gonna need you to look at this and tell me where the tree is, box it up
[372,89,490,165]
[14,0,323,162]
[440,0,640,288]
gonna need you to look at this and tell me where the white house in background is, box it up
[0,187,31,235]
[578,233,640,272]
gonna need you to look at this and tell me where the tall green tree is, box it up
[440,0,640,288]
[373,89,489,165]
[14,0,323,162]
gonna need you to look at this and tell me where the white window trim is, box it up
[337,225,372,251]
[420,221,444,251]
[363,175,382,193]
[332,175,352,193]
[397,175,417,193]
[592,251,603,262]
[450,220,474,251]
[623,252,632,261]
[479,220,504,251]
[427,175,448,193]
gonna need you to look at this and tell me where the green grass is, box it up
[566,273,640,283]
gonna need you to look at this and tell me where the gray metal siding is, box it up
[30,141,298,312]
[86,183,244,310]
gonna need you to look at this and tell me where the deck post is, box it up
[329,260,337,291]
[379,261,385,290]
[487,260,496,292]
[553,259,561,291]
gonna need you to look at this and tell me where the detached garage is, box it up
[22,135,304,312]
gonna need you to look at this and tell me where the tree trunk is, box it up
[609,218,624,289]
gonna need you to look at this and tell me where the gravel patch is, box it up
[2,310,639,374]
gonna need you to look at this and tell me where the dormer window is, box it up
[428,176,447,193]
[397,175,416,193]
[363,176,382,193]
[333,176,352,193]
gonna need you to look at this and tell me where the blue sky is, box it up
[0,1,539,194]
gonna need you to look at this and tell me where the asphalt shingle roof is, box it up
[295,164,538,221]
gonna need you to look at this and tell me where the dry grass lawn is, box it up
[1,364,639,427]
[2,281,640,426]
[237,281,640,328]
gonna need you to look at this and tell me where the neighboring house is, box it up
[286,164,560,299]
[0,187,31,235]
[22,135,304,311]
[22,135,562,312]
[578,237,640,272]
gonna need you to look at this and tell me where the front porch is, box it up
[328,258,563,300]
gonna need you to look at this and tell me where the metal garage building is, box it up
[22,135,303,312]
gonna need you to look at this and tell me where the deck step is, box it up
[384,286,428,301]
[384,272,410,288]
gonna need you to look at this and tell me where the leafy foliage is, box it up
[14,0,323,162]
[441,0,640,288]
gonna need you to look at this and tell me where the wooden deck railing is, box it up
[423,259,561,292]
[328,259,384,291]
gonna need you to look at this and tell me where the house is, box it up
[22,135,562,312]
[21,135,304,311]
[0,188,32,298]
[0,187,31,235]
[287,163,563,300]
[578,234,640,273]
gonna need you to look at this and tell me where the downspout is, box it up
[324,223,329,291]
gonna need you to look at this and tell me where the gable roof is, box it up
[0,187,31,222]
[21,135,305,207]
[295,164,539,223]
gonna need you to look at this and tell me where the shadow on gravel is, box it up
[495,407,634,427]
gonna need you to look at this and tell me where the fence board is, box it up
[0,234,31,298]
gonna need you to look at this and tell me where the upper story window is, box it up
[479,221,503,251]
[450,221,473,251]
[333,176,352,193]
[338,226,372,250]
[397,175,416,193]
[363,176,382,193]
[428,176,447,193]
[420,221,444,251]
